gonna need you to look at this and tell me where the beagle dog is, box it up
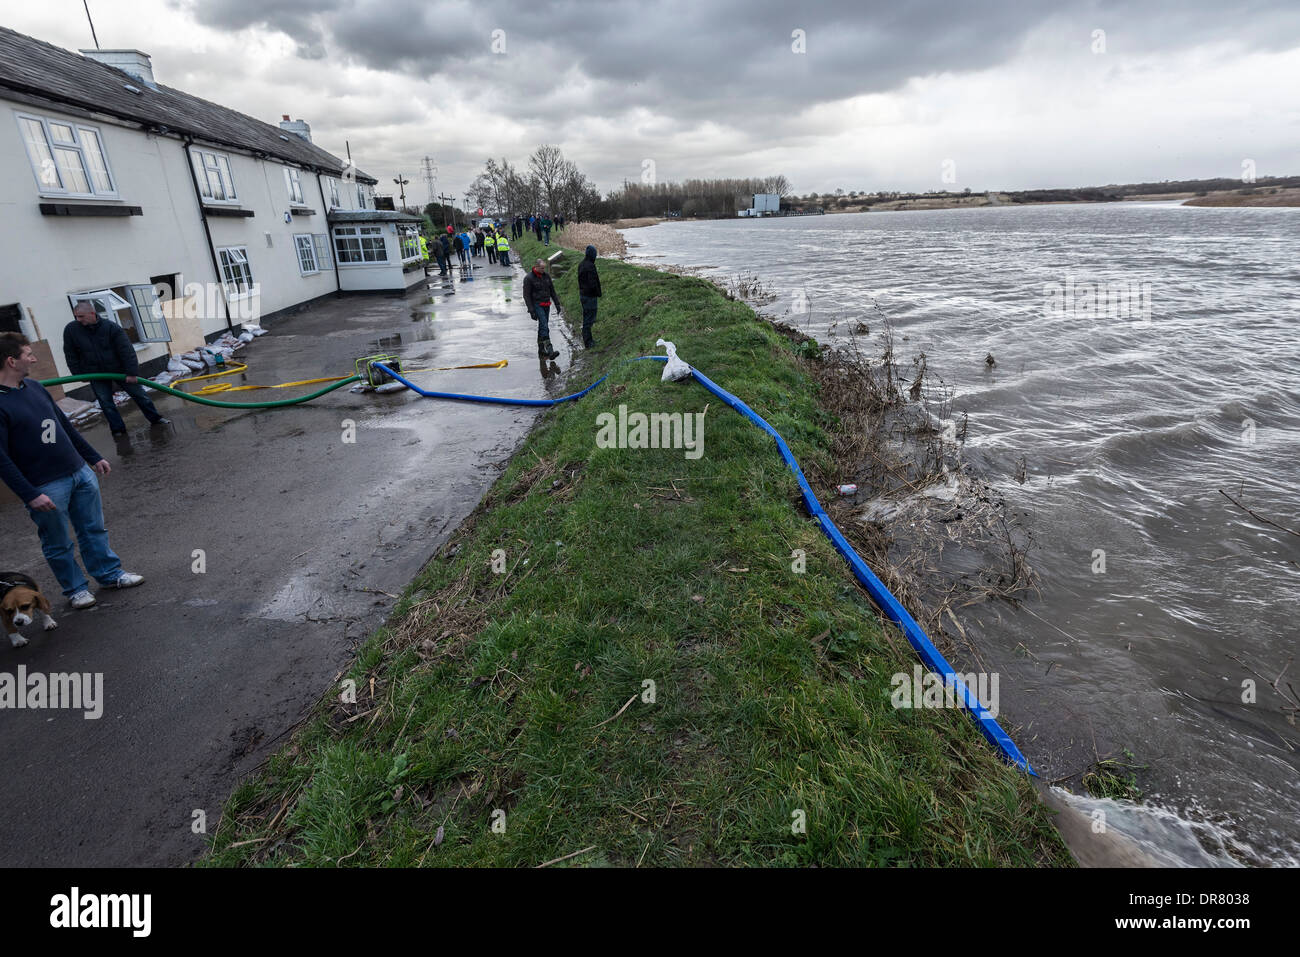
[1,572,57,648]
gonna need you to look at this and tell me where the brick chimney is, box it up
[80,49,157,89]
[279,117,313,143]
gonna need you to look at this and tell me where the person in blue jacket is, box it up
[0,333,145,609]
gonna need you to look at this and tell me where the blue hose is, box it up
[373,357,1032,772]
[687,366,1033,773]
[374,362,610,406]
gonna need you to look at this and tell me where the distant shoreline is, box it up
[613,186,1300,227]
[839,186,1300,211]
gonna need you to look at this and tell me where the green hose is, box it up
[40,372,361,409]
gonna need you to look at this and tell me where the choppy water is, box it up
[626,204,1300,866]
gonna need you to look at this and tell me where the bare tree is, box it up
[528,144,567,214]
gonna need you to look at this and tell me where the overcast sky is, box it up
[7,0,1299,202]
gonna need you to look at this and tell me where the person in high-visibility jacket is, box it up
[419,234,429,264]
[484,231,496,261]
[495,230,511,266]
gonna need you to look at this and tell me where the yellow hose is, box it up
[171,362,249,385]
[186,359,509,396]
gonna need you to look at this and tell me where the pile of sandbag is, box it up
[144,328,265,391]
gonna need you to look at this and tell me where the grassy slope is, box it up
[205,233,1072,867]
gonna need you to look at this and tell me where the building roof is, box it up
[328,210,423,224]
[0,26,377,183]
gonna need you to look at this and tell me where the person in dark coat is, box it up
[522,259,561,360]
[577,244,602,348]
[437,233,452,274]
[63,302,167,437]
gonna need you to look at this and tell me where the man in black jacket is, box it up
[577,244,602,348]
[522,260,561,360]
[63,302,167,436]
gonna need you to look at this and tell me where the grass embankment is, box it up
[205,232,1072,867]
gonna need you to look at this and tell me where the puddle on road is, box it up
[254,569,351,623]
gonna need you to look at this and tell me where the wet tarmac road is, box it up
[0,259,576,866]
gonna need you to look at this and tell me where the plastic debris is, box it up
[656,338,692,382]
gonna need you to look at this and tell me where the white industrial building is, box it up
[737,193,782,217]
[0,26,426,381]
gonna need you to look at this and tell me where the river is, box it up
[624,203,1300,866]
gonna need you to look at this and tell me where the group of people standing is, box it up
[422,214,597,362]
[502,214,565,245]
[427,222,515,276]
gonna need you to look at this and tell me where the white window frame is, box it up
[189,147,238,203]
[332,225,389,265]
[67,286,170,344]
[327,177,340,209]
[217,246,255,298]
[398,225,422,263]
[284,166,307,206]
[312,233,332,271]
[294,233,319,275]
[124,284,171,342]
[17,112,119,199]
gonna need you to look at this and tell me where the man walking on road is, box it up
[437,233,452,275]
[522,259,561,360]
[64,302,168,437]
[0,333,145,609]
[577,244,602,348]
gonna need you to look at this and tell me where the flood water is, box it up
[626,204,1300,866]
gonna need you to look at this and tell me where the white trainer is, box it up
[69,590,96,609]
[111,572,145,588]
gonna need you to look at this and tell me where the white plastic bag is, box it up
[656,338,692,382]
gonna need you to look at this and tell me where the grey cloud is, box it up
[152,0,1300,194]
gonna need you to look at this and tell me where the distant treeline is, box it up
[808,175,1300,208]
[1008,175,1300,203]
[599,177,792,220]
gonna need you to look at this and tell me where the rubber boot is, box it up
[540,337,559,360]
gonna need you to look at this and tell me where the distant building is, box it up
[738,192,782,217]
[0,26,425,381]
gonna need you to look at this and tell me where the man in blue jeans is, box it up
[0,333,144,609]
[64,301,169,437]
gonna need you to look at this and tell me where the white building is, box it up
[0,27,426,381]
[737,193,782,217]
